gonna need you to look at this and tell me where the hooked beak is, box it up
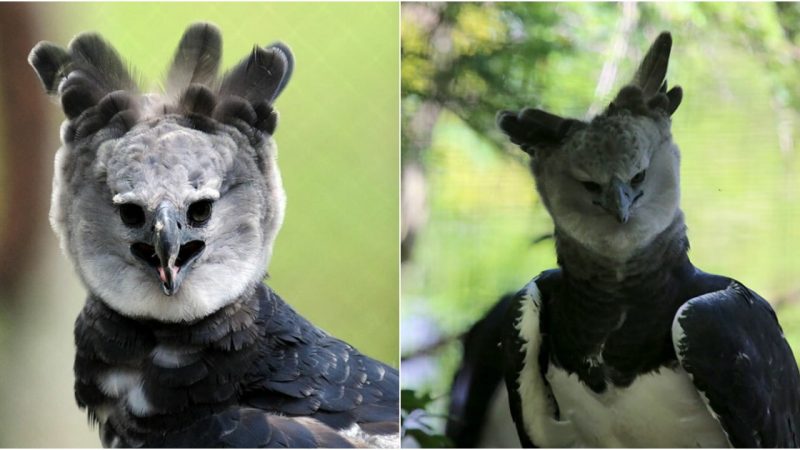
[602,178,636,224]
[154,204,182,295]
[130,202,205,296]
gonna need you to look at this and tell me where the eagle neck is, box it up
[544,212,695,389]
[554,211,690,297]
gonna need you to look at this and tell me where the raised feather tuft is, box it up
[166,23,223,95]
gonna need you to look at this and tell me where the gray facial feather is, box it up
[54,117,285,321]
[562,112,667,183]
[535,115,680,258]
[100,123,229,207]
[32,23,291,321]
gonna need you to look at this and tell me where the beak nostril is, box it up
[175,241,205,268]
[131,243,159,268]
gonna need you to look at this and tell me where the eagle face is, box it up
[33,23,292,322]
[497,33,684,259]
[57,117,284,321]
[538,111,680,258]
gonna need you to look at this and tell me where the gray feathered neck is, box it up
[554,211,689,288]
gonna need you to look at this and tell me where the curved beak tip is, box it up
[616,209,630,224]
[157,265,180,296]
[604,179,634,225]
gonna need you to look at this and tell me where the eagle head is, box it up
[29,23,293,321]
[497,32,684,259]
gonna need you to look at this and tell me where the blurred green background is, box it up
[400,2,800,443]
[0,2,398,447]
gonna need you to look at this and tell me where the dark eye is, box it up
[119,203,145,228]
[187,200,213,226]
[582,181,602,193]
[631,170,646,186]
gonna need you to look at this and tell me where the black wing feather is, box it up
[151,407,355,448]
[446,292,517,447]
[674,281,800,447]
[243,285,399,435]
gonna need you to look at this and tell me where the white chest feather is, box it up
[94,343,206,424]
[97,368,155,419]
[545,366,729,447]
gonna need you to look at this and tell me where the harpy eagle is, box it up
[28,23,398,448]
[446,32,800,447]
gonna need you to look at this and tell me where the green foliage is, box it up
[401,389,453,448]
[402,389,436,411]
[402,2,576,151]
[779,302,800,356]
[404,428,453,448]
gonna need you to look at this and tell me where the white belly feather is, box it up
[545,366,729,447]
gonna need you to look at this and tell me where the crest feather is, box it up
[219,43,293,105]
[166,23,222,95]
[632,32,672,98]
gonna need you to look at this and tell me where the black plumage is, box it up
[675,283,800,447]
[446,293,515,447]
[450,218,800,447]
[75,284,398,447]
